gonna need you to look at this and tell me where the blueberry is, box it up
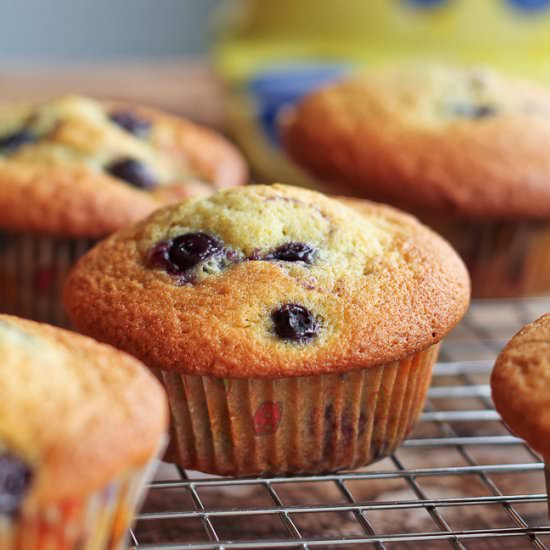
[449,104,497,119]
[148,240,173,271]
[106,158,157,189]
[265,242,317,264]
[149,232,224,276]
[0,129,35,153]
[271,303,320,343]
[169,233,223,271]
[109,111,151,138]
[0,452,33,517]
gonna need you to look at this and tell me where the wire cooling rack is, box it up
[130,297,550,550]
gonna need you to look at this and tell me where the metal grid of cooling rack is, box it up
[130,297,550,550]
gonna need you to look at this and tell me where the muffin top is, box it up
[491,314,550,457]
[0,314,167,511]
[282,65,550,219]
[0,95,247,237]
[64,184,469,378]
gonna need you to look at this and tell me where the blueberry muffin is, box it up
[0,314,167,549]
[0,95,247,325]
[64,184,469,476]
[282,65,550,297]
[491,314,550,514]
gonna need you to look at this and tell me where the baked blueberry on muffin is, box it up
[282,65,550,297]
[0,95,247,325]
[65,184,469,475]
[491,314,550,515]
[0,314,167,548]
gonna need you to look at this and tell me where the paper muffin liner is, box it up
[417,215,550,299]
[543,463,550,522]
[0,459,157,550]
[0,231,96,326]
[158,344,439,476]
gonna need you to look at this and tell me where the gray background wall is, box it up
[0,0,220,61]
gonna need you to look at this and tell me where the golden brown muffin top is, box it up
[282,65,550,219]
[0,314,167,508]
[491,314,550,457]
[0,95,247,237]
[64,184,470,378]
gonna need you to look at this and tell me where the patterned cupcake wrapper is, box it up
[159,344,439,476]
[0,457,159,550]
[417,216,550,299]
[0,231,96,327]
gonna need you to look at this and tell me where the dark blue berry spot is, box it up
[109,111,151,138]
[149,240,175,272]
[106,158,157,189]
[149,232,225,282]
[169,233,223,272]
[0,130,35,153]
[0,452,33,517]
[272,303,320,343]
[265,242,317,264]
[449,104,497,119]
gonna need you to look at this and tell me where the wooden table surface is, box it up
[0,59,225,128]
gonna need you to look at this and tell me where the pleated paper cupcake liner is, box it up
[0,231,96,327]
[159,344,439,476]
[545,463,550,519]
[417,216,550,299]
[0,460,157,550]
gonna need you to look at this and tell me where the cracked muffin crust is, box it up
[0,315,167,507]
[64,184,470,378]
[282,65,550,219]
[0,95,247,237]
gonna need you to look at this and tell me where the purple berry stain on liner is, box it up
[0,452,33,517]
[106,158,157,189]
[322,404,367,458]
[271,303,321,343]
[109,111,151,138]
